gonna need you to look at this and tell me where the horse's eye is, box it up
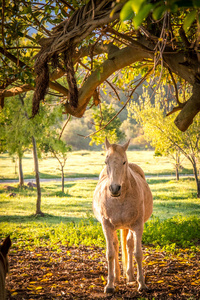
[123,161,126,165]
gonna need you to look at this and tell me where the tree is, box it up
[90,102,125,146]
[0,91,66,213]
[0,94,31,186]
[128,87,200,197]
[1,1,200,133]
[41,137,71,193]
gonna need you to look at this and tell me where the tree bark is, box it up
[191,157,200,198]
[32,136,43,215]
[175,166,179,181]
[175,150,180,181]
[18,155,24,187]
[61,166,64,193]
[174,83,200,131]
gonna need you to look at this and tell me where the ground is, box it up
[6,245,200,300]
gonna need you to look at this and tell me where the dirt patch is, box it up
[6,245,200,299]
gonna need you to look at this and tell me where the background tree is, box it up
[0,90,66,213]
[90,102,125,147]
[1,1,200,134]
[41,137,71,193]
[129,87,200,197]
[0,94,31,186]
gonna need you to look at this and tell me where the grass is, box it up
[0,150,193,180]
[0,178,200,252]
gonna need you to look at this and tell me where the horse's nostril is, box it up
[109,184,121,195]
[116,185,121,192]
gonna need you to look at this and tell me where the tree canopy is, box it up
[1,0,200,132]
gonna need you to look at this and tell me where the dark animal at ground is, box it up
[27,182,37,188]
[0,236,11,300]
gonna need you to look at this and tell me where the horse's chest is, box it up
[103,197,139,228]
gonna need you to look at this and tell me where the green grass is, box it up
[0,178,200,252]
[0,150,193,180]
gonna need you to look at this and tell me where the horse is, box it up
[93,138,153,293]
[0,236,11,300]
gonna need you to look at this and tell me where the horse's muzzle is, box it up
[109,184,121,197]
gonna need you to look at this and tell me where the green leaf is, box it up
[183,10,196,32]
[192,0,200,8]
[120,1,134,22]
[131,0,146,14]
[133,4,153,28]
[152,5,166,20]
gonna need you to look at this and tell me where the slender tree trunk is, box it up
[18,155,24,187]
[15,156,17,174]
[192,158,200,198]
[175,165,179,181]
[175,150,180,181]
[61,166,64,193]
[32,136,43,215]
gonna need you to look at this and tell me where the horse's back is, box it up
[129,163,153,222]
[128,163,146,180]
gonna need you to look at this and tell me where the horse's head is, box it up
[105,138,130,197]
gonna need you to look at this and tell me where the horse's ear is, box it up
[105,137,111,150]
[122,139,130,151]
[1,236,11,257]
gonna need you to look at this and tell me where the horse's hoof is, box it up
[138,284,149,292]
[127,281,135,286]
[104,286,115,294]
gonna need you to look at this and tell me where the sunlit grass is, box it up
[0,178,200,251]
[0,150,193,180]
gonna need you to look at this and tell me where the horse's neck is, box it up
[122,165,133,187]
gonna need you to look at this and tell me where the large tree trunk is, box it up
[32,136,43,215]
[18,155,24,187]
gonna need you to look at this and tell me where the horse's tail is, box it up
[120,229,128,276]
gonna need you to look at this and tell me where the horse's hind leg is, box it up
[133,225,148,291]
[113,231,120,282]
[126,230,135,283]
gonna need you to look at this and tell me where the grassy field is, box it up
[0,150,193,180]
[1,151,199,298]
[0,176,200,252]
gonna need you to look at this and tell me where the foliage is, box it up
[120,0,200,29]
[143,215,200,251]
[90,102,125,147]
[128,86,200,195]
[1,1,200,133]
[41,135,71,163]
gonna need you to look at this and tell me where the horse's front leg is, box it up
[113,230,120,282]
[133,224,148,291]
[102,219,116,293]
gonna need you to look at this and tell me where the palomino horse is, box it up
[93,138,153,293]
[0,236,11,300]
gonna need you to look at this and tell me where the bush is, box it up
[143,215,200,250]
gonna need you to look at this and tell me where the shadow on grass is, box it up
[147,177,194,185]
[0,213,92,224]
